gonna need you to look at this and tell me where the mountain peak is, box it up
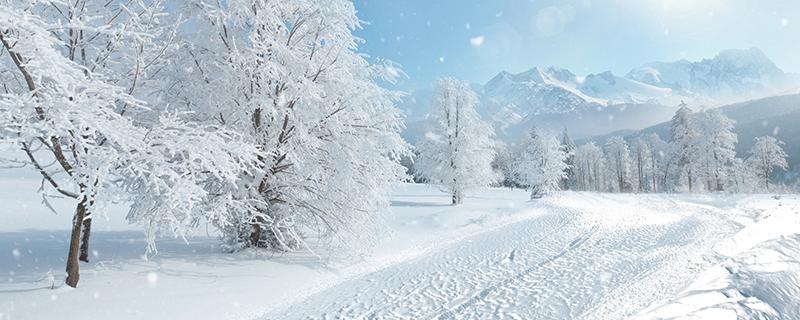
[711,47,782,75]
[627,47,792,101]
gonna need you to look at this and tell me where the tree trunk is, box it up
[451,192,462,205]
[765,173,770,192]
[79,216,92,262]
[530,186,544,200]
[249,222,262,247]
[65,198,88,288]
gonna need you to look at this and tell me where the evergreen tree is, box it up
[510,127,569,199]
[668,103,700,192]
[559,128,578,190]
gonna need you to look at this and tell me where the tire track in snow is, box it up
[266,208,580,319]
[359,215,573,319]
[433,225,598,320]
[261,195,745,320]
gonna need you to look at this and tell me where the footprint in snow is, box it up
[501,249,516,264]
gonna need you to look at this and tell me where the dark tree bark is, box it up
[79,216,92,262]
[66,198,89,288]
[249,222,262,247]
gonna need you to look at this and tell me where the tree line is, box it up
[415,82,791,201]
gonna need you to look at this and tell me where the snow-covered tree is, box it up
[645,133,669,193]
[747,136,788,191]
[574,142,607,192]
[668,103,700,192]
[697,109,737,191]
[493,143,521,188]
[510,127,569,199]
[416,77,497,204]
[604,136,634,193]
[559,128,577,190]
[21,0,190,265]
[0,3,259,287]
[728,158,758,193]
[630,136,652,193]
[178,0,410,250]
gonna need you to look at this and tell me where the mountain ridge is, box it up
[401,48,800,143]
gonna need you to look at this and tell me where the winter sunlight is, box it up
[1,1,799,319]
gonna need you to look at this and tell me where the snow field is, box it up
[1,182,798,320]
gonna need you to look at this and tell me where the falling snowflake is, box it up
[782,18,789,27]
[438,56,445,63]
[11,248,20,258]
[147,272,159,286]
[470,36,485,47]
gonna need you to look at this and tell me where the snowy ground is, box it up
[1,177,799,319]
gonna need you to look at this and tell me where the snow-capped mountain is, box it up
[627,48,798,102]
[401,48,800,143]
[481,67,602,116]
[576,71,675,105]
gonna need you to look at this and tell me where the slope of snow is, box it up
[264,193,789,319]
[1,174,798,320]
[577,71,676,105]
[0,180,538,320]
[635,195,800,319]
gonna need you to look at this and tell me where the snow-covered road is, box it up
[265,195,744,320]
[4,182,795,320]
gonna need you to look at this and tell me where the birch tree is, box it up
[697,109,737,191]
[574,142,606,192]
[631,136,652,192]
[415,77,497,204]
[747,136,788,191]
[605,136,634,193]
[646,133,668,193]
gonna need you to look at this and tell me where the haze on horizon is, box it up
[354,0,800,89]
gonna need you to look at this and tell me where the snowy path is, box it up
[264,195,743,320]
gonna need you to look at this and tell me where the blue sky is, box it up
[353,0,800,89]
